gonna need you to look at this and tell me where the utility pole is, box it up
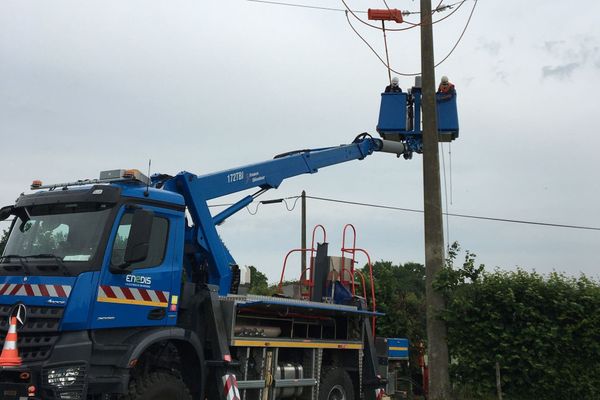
[301,190,307,281]
[420,0,450,399]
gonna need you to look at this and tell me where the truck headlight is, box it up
[45,366,83,387]
[59,392,84,400]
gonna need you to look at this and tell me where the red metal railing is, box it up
[340,224,357,291]
[340,224,377,335]
[278,224,379,335]
[278,225,327,297]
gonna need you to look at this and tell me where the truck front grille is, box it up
[0,305,63,362]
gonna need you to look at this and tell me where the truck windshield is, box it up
[2,203,114,273]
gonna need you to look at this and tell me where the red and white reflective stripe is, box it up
[0,283,71,298]
[222,373,240,400]
[97,285,170,308]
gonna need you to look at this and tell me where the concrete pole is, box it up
[420,0,451,399]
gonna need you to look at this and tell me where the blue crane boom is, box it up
[157,135,407,294]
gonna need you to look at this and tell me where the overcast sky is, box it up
[1,0,599,282]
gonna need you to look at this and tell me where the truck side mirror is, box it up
[0,206,14,221]
[120,209,154,269]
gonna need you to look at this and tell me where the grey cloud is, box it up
[540,36,600,71]
[496,70,508,84]
[543,40,565,53]
[477,39,502,56]
[492,59,509,83]
[542,63,580,79]
[461,76,475,87]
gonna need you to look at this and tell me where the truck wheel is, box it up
[319,367,355,400]
[125,371,192,400]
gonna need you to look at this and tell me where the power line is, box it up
[344,0,475,76]
[304,195,600,232]
[211,194,600,232]
[340,0,427,32]
[440,142,451,250]
[344,11,418,76]
[433,0,478,66]
[247,0,476,76]
[246,196,302,215]
[340,0,469,31]
[2,195,596,232]
[246,0,468,21]
[246,0,366,13]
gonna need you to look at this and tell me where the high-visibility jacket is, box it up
[438,82,455,94]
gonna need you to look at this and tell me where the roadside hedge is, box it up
[436,244,600,400]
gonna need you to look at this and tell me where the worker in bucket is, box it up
[385,76,403,93]
[437,75,456,99]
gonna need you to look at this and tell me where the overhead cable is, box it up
[304,195,600,232]
[345,0,476,76]
[246,0,366,13]
[344,11,418,76]
[440,142,451,250]
[209,194,600,232]
[246,0,467,22]
[340,0,468,31]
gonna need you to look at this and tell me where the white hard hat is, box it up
[441,75,449,84]
[391,76,399,85]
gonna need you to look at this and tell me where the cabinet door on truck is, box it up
[91,205,183,329]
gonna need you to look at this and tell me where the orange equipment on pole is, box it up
[367,9,404,23]
[0,316,22,366]
[367,9,404,86]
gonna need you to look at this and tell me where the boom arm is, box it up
[185,136,405,201]
[158,136,406,295]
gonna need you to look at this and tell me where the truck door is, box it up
[91,204,180,329]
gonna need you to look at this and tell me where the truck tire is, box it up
[125,371,192,400]
[319,367,355,400]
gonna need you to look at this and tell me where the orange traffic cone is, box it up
[0,317,22,366]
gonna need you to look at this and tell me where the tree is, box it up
[361,261,427,341]
[247,266,274,296]
[358,261,427,384]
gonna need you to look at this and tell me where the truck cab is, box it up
[0,172,192,399]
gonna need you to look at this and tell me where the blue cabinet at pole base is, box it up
[387,337,410,360]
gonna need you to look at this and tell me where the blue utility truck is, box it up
[0,85,458,400]
[0,135,409,400]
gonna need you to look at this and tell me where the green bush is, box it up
[436,244,600,400]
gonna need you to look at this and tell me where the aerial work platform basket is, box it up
[377,92,408,134]
[436,93,459,141]
[376,89,459,143]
